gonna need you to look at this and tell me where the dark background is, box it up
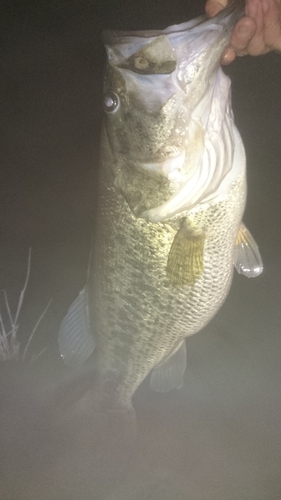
[0,0,281,498]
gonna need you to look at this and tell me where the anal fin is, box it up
[150,339,186,393]
[58,287,95,366]
[234,223,263,277]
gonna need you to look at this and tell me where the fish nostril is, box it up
[134,56,149,70]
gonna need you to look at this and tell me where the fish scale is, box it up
[88,131,247,406]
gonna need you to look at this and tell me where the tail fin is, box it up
[54,368,137,483]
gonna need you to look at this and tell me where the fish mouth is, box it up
[141,147,186,182]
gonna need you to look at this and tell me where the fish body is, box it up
[59,1,262,414]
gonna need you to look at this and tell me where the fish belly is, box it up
[89,134,246,405]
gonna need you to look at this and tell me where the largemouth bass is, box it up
[58,0,263,417]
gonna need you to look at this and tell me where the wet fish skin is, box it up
[58,0,263,416]
[90,132,246,408]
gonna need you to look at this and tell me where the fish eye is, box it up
[103,90,119,114]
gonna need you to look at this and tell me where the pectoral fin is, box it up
[149,340,187,392]
[166,218,205,286]
[58,287,95,366]
[234,223,263,277]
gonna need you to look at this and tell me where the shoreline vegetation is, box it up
[0,248,51,364]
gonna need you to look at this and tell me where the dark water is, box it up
[1,1,281,498]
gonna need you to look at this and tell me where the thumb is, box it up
[205,0,228,17]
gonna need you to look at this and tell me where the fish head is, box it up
[101,1,245,220]
[102,39,185,169]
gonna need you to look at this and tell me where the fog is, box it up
[1,1,281,498]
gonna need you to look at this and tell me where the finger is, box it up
[262,0,281,52]
[221,47,237,64]
[246,0,266,55]
[229,16,257,54]
[205,0,228,17]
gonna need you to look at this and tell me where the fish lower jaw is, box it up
[141,149,186,181]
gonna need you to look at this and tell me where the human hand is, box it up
[205,0,281,63]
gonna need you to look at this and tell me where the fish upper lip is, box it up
[119,145,182,164]
[118,145,183,165]
[141,149,186,180]
[141,145,183,164]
